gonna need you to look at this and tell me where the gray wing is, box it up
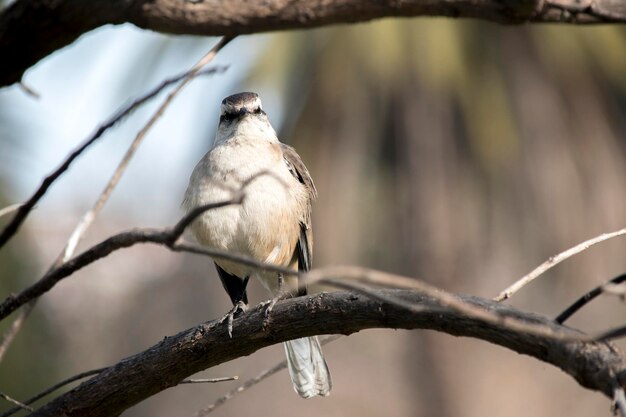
[281,143,317,296]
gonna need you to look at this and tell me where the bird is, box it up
[183,92,331,398]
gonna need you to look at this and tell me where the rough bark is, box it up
[1,0,626,87]
[29,289,626,417]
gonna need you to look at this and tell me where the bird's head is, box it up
[216,92,277,143]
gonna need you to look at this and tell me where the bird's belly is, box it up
[190,177,300,278]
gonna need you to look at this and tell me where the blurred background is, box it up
[1,14,626,417]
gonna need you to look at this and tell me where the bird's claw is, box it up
[261,293,288,330]
[219,301,247,337]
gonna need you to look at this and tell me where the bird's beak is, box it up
[236,108,252,118]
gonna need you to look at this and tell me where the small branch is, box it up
[555,273,626,324]
[0,166,291,323]
[17,81,40,99]
[306,266,584,342]
[596,326,626,342]
[0,65,227,251]
[0,198,241,321]
[172,242,294,276]
[0,300,35,360]
[495,228,626,302]
[602,282,626,299]
[0,203,22,219]
[179,377,238,384]
[0,392,33,412]
[0,368,106,417]
[194,334,341,416]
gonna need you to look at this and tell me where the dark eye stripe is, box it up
[220,113,236,123]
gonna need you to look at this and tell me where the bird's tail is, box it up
[283,336,332,398]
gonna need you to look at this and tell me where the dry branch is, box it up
[0,198,243,321]
[25,289,626,417]
[556,273,626,324]
[495,228,626,302]
[0,369,106,417]
[2,0,626,87]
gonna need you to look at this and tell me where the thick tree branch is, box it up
[2,0,626,87]
[26,289,626,417]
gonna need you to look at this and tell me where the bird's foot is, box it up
[218,300,248,337]
[261,293,289,330]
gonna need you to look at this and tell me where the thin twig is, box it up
[555,273,626,324]
[0,203,22,219]
[596,326,626,342]
[321,278,426,313]
[304,266,586,342]
[602,282,626,298]
[179,377,238,384]
[193,335,341,416]
[0,300,35,360]
[0,368,106,417]
[17,81,40,99]
[495,228,626,302]
[0,198,242,321]
[0,392,33,412]
[0,64,227,251]
[0,168,282,323]
[172,242,293,276]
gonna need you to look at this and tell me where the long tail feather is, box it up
[283,336,331,398]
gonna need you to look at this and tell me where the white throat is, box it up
[215,115,278,146]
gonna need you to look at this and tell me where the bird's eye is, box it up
[220,113,236,123]
[253,107,263,114]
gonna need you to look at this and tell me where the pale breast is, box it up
[184,137,308,279]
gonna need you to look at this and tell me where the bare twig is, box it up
[172,242,293,276]
[0,300,35,360]
[0,203,22,219]
[179,377,238,384]
[555,273,626,324]
[321,278,426,313]
[596,326,626,342]
[0,65,228,251]
[0,198,242,321]
[0,392,33,412]
[17,81,40,99]
[495,228,626,302]
[602,282,626,298]
[0,368,106,417]
[193,335,341,416]
[304,266,585,342]
[0,168,285,324]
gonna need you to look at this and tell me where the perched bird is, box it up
[183,92,331,398]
